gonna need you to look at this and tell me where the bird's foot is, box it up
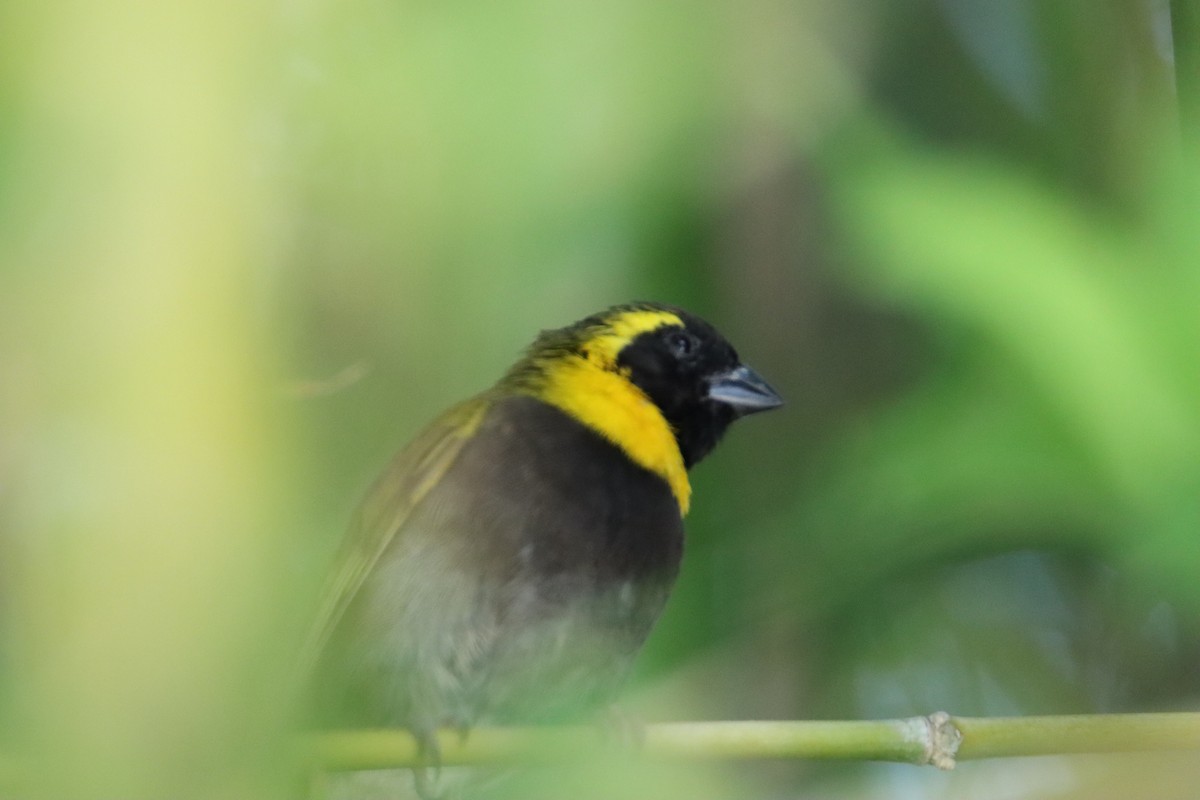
[411,728,443,800]
[598,705,646,751]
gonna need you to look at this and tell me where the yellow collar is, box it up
[532,354,691,516]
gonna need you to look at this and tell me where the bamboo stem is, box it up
[952,712,1200,759]
[311,712,1200,772]
[1171,0,1200,136]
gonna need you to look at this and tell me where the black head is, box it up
[611,303,782,468]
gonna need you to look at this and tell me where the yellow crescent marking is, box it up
[534,308,691,515]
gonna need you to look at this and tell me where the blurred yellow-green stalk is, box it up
[2,1,1198,798]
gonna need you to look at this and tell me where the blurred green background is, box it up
[2,0,1199,798]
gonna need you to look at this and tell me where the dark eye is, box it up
[667,331,696,359]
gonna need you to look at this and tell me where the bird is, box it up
[306,301,782,796]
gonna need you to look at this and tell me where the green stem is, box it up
[953,712,1200,759]
[1171,0,1200,137]
[311,712,1200,772]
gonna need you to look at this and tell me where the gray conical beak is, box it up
[707,364,783,416]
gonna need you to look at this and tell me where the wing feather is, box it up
[299,395,491,673]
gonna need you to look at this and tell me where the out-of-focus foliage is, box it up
[1,0,1198,798]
